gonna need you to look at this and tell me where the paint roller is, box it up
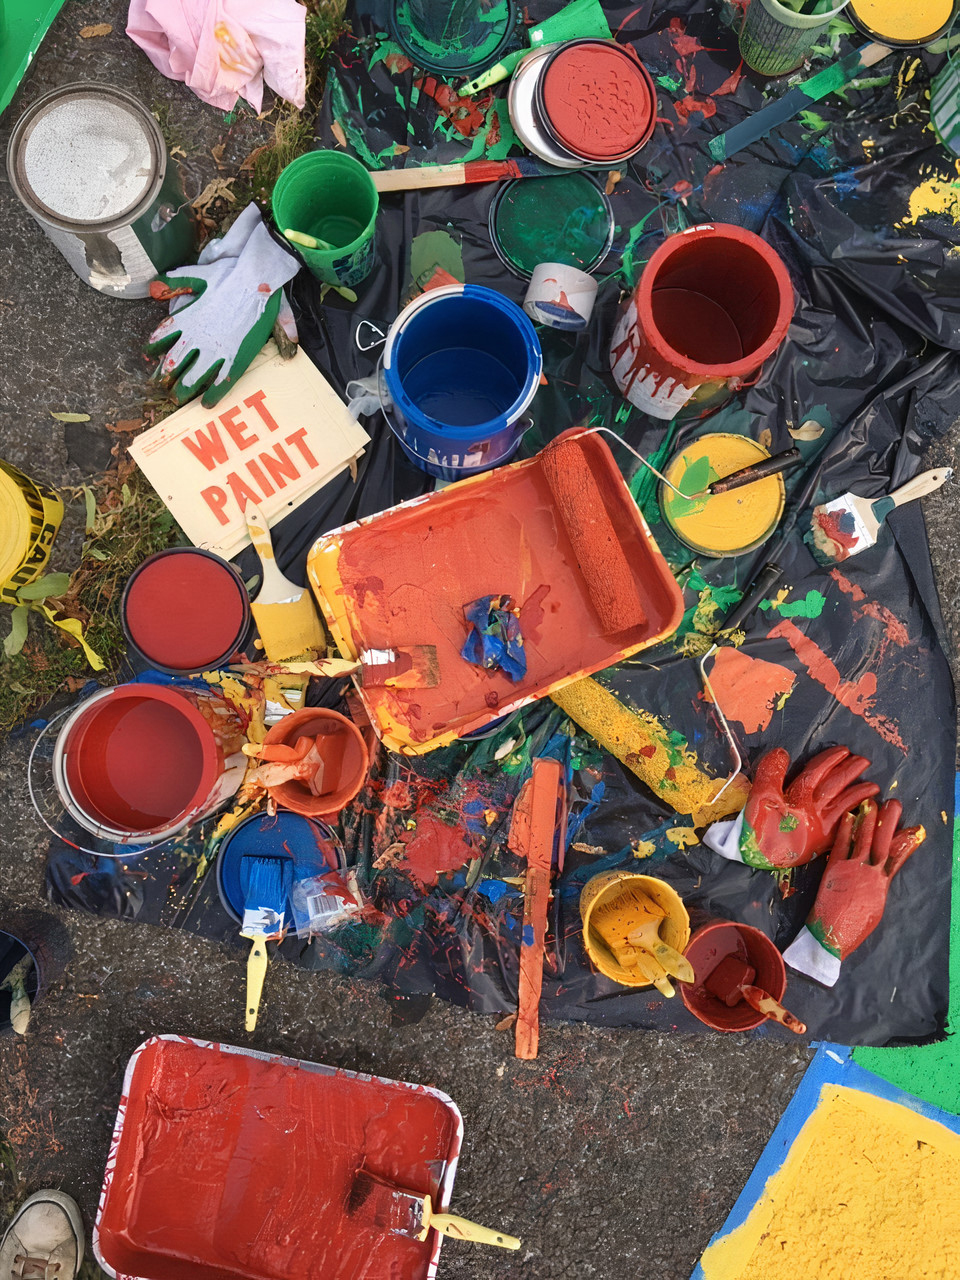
[540,436,647,635]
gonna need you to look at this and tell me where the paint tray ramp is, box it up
[93,1035,463,1280]
[307,429,684,753]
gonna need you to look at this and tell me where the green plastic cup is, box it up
[272,150,378,288]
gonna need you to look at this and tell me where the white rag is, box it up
[127,0,306,113]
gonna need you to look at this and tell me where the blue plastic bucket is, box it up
[381,283,543,482]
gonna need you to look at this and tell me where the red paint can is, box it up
[260,707,369,819]
[122,548,251,675]
[680,920,787,1033]
[610,223,794,420]
[536,39,656,163]
[53,683,246,845]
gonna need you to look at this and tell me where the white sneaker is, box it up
[0,1191,84,1279]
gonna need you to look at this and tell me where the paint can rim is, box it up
[6,82,167,234]
[507,44,589,169]
[846,0,953,46]
[387,0,520,76]
[680,920,787,1032]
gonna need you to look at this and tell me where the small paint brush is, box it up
[705,956,806,1034]
[239,853,293,1032]
[359,646,440,689]
[684,447,802,500]
[348,1169,521,1250]
[370,156,574,193]
[807,467,952,565]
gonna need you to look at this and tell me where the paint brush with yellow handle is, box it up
[245,503,327,662]
[348,1168,521,1250]
[588,887,694,997]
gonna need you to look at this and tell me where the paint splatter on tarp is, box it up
[44,0,960,1046]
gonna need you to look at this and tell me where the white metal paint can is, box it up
[6,83,197,298]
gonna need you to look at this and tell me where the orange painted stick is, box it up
[511,758,565,1060]
[741,984,807,1035]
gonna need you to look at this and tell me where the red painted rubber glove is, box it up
[738,746,880,870]
[784,799,925,986]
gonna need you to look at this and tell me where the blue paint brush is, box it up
[239,853,293,1032]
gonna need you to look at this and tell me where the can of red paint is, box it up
[121,548,252,675]
[680,920,787,1032]
[6,83,197,299]
[535,39,657,164]
[380,283,542,482]
[610,223,794,420]
[52,682,246,846]
[260,707,369,819]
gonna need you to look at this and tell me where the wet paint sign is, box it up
[129,348,369,557]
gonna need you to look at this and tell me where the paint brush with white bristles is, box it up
[807,467,952,565]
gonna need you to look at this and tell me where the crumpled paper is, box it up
[127,0,306,112]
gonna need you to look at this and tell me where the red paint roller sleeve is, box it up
[540,437,647,634]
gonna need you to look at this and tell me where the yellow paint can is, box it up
[579,871,690,989]
[0,462,63,604]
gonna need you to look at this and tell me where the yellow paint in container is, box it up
[661,433,785,558]
[579,871,690,991]
[0,462,63,604]
[849,0,954,44]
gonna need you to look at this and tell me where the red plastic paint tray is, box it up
[93,1035,463,1280]
[307,429,684,752]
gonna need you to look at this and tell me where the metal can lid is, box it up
[9,84,162,228]
[489,173,614,278]
[507,45,586,170]
[389,0,518,76]
[540,39,656,162]
[848,0,953,45]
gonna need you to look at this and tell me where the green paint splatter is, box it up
[739,821,772,870]
[798,110,829,133]
[761,590,827,619]
[409,229,465,287]
[662,454,714,520]
[779,814,800,833]
[329,76,384,170]
[369,37,409,72]
[656,72,682,90]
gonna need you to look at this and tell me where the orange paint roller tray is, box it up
[307,429,684,753]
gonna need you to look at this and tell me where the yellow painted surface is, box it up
[662,434,784,556]
[701,1085,960,1280]
[901,163,960,228]
[850,0,951,41]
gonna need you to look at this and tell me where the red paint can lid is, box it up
[540,40,656,162]
[123,549,249,673]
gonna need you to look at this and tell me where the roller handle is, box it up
[245,937,268,1032]
[717,562,784,635]
[707,447,802,495]
[740,985,807,1035]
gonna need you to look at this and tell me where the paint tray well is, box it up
[93,1035,463,1280]
[307,429,684,752]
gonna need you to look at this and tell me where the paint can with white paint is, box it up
[610,223,794,420]
[6,83,197,299]
[523,263,598,331]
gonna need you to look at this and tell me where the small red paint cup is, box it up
[122,547,252,675]
[536,39,657,164]
[261,707,369,819]
[681,920,786,1032]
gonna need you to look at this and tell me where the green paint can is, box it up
[739,0,850,78]
[932,47,960,157]
[489,172,614,278]
[272,150,379,288]
[389,0,519,76]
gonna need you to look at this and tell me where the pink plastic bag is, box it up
[127,0,306,113]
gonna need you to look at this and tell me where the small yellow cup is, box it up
[579,871,690,988]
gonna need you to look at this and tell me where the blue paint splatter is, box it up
[522,924,535,947]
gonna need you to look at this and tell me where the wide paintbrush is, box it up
[347,1168,521,1250]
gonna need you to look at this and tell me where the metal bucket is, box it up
[6,83,197,298]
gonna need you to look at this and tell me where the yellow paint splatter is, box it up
[769,587,790,609]
[862,138,876,159]
[632,838,656,859]
[943,810,949,824]
[667,826,700,851]
[775,688,792,712]
[900,162,960,228]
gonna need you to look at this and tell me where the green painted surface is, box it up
[491,173,612,275]
[761,589,827,619]
[409,229,465,285]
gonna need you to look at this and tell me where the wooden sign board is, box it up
[129,347,370,558]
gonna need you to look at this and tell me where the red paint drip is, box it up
[95,1038,460,1280]
[830,568,909,648]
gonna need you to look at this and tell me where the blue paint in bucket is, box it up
[382,283,542,482]
[216,811,344,928]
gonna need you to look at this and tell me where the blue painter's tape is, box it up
[689,1043,960,1278]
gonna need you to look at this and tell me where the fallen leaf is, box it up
[192,177,236,215]
[789,419,825,441]
[211,142,226,168]
[348,456,359,483]
[17,573,70,601]
[605,169,623,195]
[80,22,112,37]
[330,120,348,148]
[3,607,29,658]
[758,427,773,450]
[394,143,411,155]
[106,418,144,434]
[49,411,90,423]
[495,1013,518,1032]
[239,144,269,172]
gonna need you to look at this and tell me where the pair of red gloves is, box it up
[708,747,925,986]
